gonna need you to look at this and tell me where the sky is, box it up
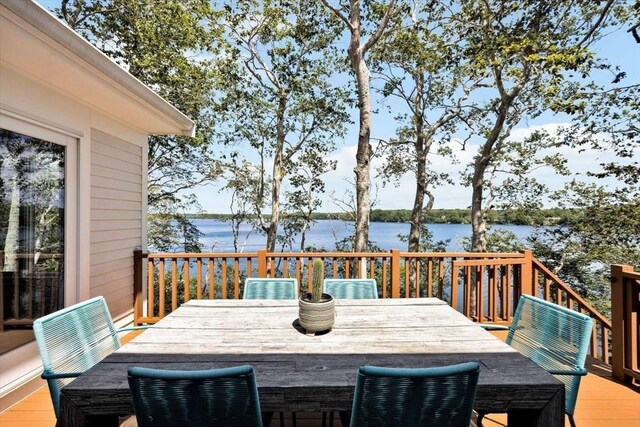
[36,0,639,214]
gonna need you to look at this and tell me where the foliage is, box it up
[1,132,65,273]
[320,0,399,251]
[447,0,629,252]
[371,0,464,253]
[526,3,639,316]
[55,0,223,251]
[529,185,640,318]
[214,0,349,252]
[148,212,204,252]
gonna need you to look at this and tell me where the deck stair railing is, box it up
[134,249,613,364]
[611,264,640,386]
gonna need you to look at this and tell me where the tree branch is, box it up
[362,0,398,53]
[628,22,640,43]
[578,0,616,47]
[319,0,353,30]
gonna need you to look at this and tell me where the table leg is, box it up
[55,393,119,427]
[507,388,564,427]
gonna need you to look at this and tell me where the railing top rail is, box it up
[145,252,260,258]
[399,252,526,258]
[453,258,526,267]
[533,257,612,328]
[266,251,524,258]
[138,250,527,259]
[620,271,640,281]
[265,251,394,258]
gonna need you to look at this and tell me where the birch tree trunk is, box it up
[351,49,372,252]
[265,94,287,252]
[3,157,20,272]
[321,0,397,252]
[470,79,521,252]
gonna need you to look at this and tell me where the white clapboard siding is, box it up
[90,129,143,318]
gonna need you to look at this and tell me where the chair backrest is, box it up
[323,279,378,299]
[507,294,594,415]
[33,296,121,417]
[127,365,263,427]
[350,362,480,427]
[242,278,298,300]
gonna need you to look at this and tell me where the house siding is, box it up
[90,129,143,320]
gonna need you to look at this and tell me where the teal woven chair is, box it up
[349,362,480,427]
[33,296,147,417]
[127,365,263,427]
[323,279,378,299]
[243,278,298,300]
[478,294,594,427]
[242,277,298,426]
[322,278,377,426]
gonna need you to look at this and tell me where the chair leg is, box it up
[322,411,334,427]
[291,411,296,427]
[279,412,285,427]
[476,411,485,427]
[568,414,577,427]
[338,410,350,426]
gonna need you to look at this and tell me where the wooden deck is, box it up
[1,332,638,427]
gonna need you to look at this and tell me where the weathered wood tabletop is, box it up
[57,298,564,427]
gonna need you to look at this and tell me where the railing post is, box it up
[611,264,632,382]
[391,249,400,298]
[520,250,534,296]
[258,249,267,278]
[133,250,146,325]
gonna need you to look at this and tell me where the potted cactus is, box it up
[298,259,335,334]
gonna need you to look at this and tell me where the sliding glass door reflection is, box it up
[1,129,65,354]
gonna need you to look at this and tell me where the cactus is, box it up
[311,259,324,302]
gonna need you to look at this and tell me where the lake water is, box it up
[193,219,536,252]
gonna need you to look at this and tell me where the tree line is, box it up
[52,0,639,315]
[187,208,578,226]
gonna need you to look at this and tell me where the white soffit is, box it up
[0,0,196,137]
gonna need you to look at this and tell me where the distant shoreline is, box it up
[181,208,574,227]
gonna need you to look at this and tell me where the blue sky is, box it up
[37,0,639,213]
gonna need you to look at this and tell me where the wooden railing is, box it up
[531,258,613,364]
[611,264,640,385]
[133,249,613,364]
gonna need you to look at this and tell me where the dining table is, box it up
[56,298,564,427]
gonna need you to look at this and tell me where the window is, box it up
[0,128,66,354]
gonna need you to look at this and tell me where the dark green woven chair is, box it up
[323,279,378,299]
[127,365,263,427]
[349,362,480,427]
[243,278,298,299]
[478,294,594,427]
[33,296,146,417]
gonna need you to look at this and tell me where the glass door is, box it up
[0,126,72,354]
